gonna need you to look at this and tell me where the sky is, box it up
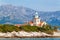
[0,0,60,11]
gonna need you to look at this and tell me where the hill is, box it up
[0,5,60,26]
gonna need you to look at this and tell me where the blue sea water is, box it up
[0,38,60,40]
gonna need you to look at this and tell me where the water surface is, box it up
[0,38,60,40]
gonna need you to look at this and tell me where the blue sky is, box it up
[0,0,60,11]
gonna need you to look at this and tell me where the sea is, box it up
[0,38,60,40]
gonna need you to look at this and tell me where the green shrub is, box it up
[0,24,58,35]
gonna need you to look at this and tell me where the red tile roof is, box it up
[29,21,33,24]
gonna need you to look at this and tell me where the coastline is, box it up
[0,36,60,38]
[0,31,60,38]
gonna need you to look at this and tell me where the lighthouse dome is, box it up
[35,12,39,18]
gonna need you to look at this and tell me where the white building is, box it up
[29,12,47,27]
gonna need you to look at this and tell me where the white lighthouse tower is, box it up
[33,12,40,26]
[29,12,47,27]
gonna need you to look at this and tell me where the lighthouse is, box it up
[33,12,40,26]
[29,12,47,27]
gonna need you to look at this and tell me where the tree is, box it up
[53,26,58,32]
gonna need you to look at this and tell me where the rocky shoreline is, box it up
[0,31,60,38]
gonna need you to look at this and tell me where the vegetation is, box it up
[0,24,58,35]
[20,24,58,35]
[38,24,54,35]
[0,24,20,33]
[20,25,39,32]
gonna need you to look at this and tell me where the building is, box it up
[29,12,47,27]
